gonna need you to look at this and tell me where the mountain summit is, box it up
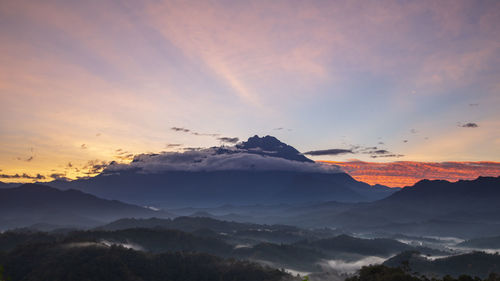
[236,135,313,163]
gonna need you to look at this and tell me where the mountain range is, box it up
[1,136,499,240]
[274,176,500,238]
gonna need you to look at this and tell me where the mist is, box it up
[323,256,388,274]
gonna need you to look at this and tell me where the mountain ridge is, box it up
[0,183,171,230]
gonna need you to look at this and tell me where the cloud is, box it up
[82,160,110,175]
[17,156,34,162]
[166,143,182,148]
[114,153,135,161]
[171,126,219,137]
[323,256,387,274]
[459,122,479,128]
[322,160,500,187]
[306,145,404,159]
[370,154,405,159]
[81,144,88,149]
[217,137,239,144]
[191,132,219,137]
[171,127,190,133]
[0,173,45,180]
[363,149,404,159]
[304,149,354,156]
[49,173,70,181]
[104,146,341,174]
[371,149,389,155]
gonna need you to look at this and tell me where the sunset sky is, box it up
[1,0,499,185]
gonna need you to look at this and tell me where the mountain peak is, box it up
[236,135,313,163]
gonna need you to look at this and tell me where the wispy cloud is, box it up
[166,143,182,148]
[16,156,34,162]
[171,127,190,133]
[49,173,70,181]
[0,173,45,180]
[217,137,239,144]
[459,122,479,128]
[171,127,219,137]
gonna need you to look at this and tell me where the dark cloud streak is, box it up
[304,149,354,156]
[306,144,404,158]
[0,173,45,180]
[171,126,219,137]
[459,122,479,128]
[217,137,239,144]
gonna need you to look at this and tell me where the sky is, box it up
[1,0,499,185]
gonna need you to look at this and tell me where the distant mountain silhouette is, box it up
[97,216,337,244]
[51,171,395,208]
[0,181,19,188]
[0,184,170,230]
[371,176,500,223]
[281,176,500,238]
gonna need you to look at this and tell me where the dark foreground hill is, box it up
[0,242,290,281]
[346,264,500,281]
[0,184,170,230]
[0,226,450,273]
[384,251,500,279]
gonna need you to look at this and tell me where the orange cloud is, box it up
[321,160,500,187]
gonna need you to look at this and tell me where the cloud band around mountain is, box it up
[104,147,341,174]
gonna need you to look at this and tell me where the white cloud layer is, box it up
[324,256,388,274]
[104,147,341,174]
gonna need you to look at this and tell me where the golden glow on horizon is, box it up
[322,160,500,187]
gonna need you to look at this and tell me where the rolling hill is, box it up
[0,184,171,230]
